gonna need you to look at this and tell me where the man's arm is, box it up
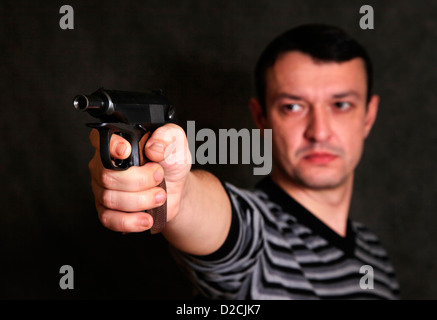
[88,123,232,256]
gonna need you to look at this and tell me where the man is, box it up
[88,24,400,299]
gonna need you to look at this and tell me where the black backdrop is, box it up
[1,0,436,299]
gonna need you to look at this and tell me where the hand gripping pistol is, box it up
[73,88,175,234]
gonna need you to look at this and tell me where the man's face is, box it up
[254,51,378,190]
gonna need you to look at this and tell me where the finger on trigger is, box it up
[110,135,132,160]
[90,129,132,160]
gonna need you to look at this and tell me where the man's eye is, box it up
[282,103,303,112]
[334,101,352,110]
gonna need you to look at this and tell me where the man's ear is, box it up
[249,98,267,131]
[364,94,379,138]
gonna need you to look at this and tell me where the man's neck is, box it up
[271,173,354,237]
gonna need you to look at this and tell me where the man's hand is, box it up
[88,122,231,255]
[88,123,191,233]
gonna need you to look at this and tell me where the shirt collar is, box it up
[255,176,356,256]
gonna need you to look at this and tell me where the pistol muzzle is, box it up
[73,94,105,111]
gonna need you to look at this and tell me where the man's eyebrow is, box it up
[274,93,304,101]
[332,91,361,99]
[272,91,362,103]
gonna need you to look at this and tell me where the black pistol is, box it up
[73,88,175,234]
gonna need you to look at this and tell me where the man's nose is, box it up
[304,106,333,142]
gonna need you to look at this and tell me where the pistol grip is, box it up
[150,179,167,234]
[88,122,167,234]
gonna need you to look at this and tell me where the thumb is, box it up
[145,124,192,172]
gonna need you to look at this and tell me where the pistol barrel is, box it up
[73,94,105,111]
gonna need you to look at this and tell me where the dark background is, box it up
[1,0,436,299]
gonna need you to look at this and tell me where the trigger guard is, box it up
[99,127,129,170]
[88,122,146,170]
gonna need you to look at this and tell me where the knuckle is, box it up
[88,158,95,173]
[88,152,97,171]
[164,125,181,142]
[166,122,183,132]
[100,209,127,233]
[137,164,157,189]
[171,124,187,142]
[101,170,115,188]
[89,129,100,149]
[102,189,116,209]
[100,211,111,229]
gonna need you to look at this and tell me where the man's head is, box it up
[250,24,379,191]
[255,24,373,114]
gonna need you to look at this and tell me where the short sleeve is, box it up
[170,181,264,299]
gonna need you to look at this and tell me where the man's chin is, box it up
[272,164,352,191]
[292,172,350,190]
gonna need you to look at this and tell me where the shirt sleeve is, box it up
[169,181,264,299]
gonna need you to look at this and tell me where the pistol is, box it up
[73,88,175,234]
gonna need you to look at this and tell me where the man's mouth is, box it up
[302,152,338,165]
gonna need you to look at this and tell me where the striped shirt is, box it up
[171,176,400,299]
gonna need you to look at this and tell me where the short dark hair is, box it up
[255,24,373,113]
